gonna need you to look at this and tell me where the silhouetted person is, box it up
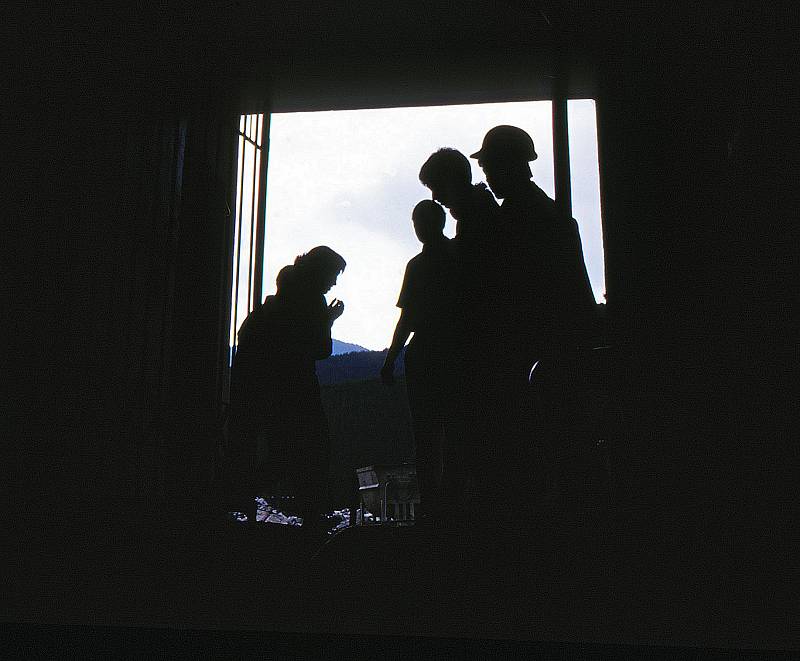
[471,125,596,354]
[228,247,346,529]
[418,148,502,515]
[381,201,459,526]
[419,148,500,254]
[418,147,502,341]
[471,125,597,515]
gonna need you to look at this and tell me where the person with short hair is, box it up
[419,147,500,253]
[381,201,459,525]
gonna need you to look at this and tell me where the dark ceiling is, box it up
[14,3,795,113]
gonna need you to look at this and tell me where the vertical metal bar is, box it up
[252,113,270,307]
[231,131,247,350]
[593,97,611,304]
[219,113,240,404]
[247,139,259,311]
[553,95,572,218]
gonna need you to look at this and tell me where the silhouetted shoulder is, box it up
[514,181,558,218]
[237,296,275,349]
[451,184,500,251]
[471,182,500,213]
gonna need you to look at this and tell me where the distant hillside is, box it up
[331,338,369,355]
[316,347,412,506]
[317,348,405,386]
[321,375,414,507]
[228,338,369,368]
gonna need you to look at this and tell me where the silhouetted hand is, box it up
[380,358,395,386]
[327,298,344,322]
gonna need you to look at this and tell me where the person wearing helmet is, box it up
[470,124,595,370]
[470,126,597,519]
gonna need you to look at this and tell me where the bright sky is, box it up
[260,100,604,351]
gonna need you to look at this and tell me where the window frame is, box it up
[221,95,604,404]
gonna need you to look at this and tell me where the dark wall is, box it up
[598,44,796,489]
[7,38,240,526]
[593,38,796,645]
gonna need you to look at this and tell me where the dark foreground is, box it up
[2,503,792,659]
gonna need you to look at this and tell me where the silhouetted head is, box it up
[471,125,537,199]
[411,200,446,245]
[293,246,346,295]
[275,265,295,296]
[419,148,473,209]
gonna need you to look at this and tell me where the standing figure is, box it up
[381,201,458,526]
[471,125,597,514]
[418,148,501,338]
[418,148,501,514]
[228,246,346,528]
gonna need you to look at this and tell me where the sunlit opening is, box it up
[230,101,605,353]
[229,114,265,353]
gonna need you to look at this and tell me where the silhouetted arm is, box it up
[381,310,413,385]
[312,328,333,361]
[308,296,345,361]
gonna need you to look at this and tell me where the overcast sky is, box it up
[260,100,604,351]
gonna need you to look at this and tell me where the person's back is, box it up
[500,178,596,349]
[230,294,292,407]
[227,252,346,526]
[400,240,457,353]
[451,182,501,252]
[226,267,301,519]
[472,125,596,360]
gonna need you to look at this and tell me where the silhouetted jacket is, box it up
[499,180,596,349]
[231,289,332,409]
[397,237,458,357]
[451,183,500,255]
[449,183,502,341]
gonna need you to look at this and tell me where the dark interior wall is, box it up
[7,27,241,522]
[593,39,796,638]
[598,45,796,469]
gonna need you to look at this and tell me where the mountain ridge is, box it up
[331,338,370,355]
[317,347,405,386]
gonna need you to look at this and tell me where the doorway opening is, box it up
[224,100,606,527]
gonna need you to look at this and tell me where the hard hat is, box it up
[470,125,538,162]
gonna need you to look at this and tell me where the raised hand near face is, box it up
[327,298,345,322]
